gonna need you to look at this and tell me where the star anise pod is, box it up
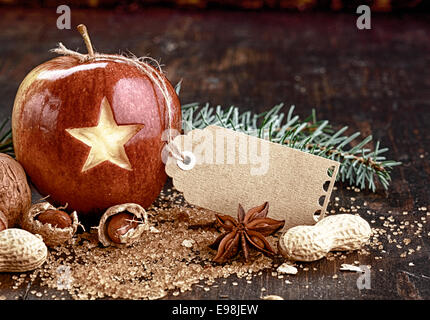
[209,202,285,263]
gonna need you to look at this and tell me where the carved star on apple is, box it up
[66,97,144,172]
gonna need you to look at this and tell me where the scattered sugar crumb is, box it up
[277,263,298,275]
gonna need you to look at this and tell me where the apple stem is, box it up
[77,24,95,58]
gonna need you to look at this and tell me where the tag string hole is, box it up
[183,156,191,165]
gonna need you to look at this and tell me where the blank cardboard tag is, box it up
[165,125,339,230]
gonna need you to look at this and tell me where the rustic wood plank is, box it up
[0,7,429,300]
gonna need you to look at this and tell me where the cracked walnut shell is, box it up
[0,211,7,232]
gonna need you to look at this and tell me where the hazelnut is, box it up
[21,202,80,247]
[36,209,72,229]
[106,212,138,244]
[98,203,148,247]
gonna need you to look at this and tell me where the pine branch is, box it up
[0,118,13,157]
[181,102,401,192]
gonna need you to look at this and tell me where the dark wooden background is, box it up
[0,6,429,300]
[0,0,428,11]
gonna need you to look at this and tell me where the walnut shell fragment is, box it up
[98,203,149,248]
[0,153,32,227]
[21,202,80,247]
[0,211,7,232]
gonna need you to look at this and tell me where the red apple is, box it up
[12,26,181,221]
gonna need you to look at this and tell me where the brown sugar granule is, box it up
[31,202,274,300]
[10,187,428,300]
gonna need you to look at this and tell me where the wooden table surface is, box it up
[0,7,429,300]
